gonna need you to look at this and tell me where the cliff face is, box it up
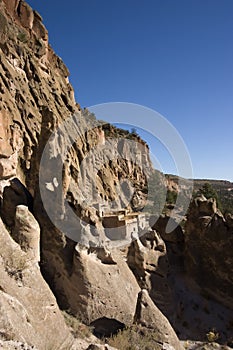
[0,0,151,309]
[0,0,151,229]
[0,0,76,195]
[0,1,182,350]
[1,1,233,350]
[185,196,233,308]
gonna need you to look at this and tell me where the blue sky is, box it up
[27,0,233,181]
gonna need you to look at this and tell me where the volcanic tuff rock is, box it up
[0,340,38,350]
[3,0,233,349]
[0,1,185,349]
[127,230,175,317]
[56,244,141,328]
[134,289,182,350]
[185,195,233,309]
[0,0,151,321]
[0,214,73,349]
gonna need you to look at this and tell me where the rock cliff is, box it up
[185,195,233,308]
[0,1,182,349]
[1,1,233,350]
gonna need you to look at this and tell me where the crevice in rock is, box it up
[1,177,33,227]
[16,1,21,17]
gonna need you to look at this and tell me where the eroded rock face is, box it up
[127,230,174,316]
[13,205,40,263]
[0,116,13,158]
[134,289,183,350]
[0,217,74,349]
[0,1,185,349]
[1,178,33,226]
[0,205,115,350]
[152,215,184,244]
[57,245,140,329]
[0,0,152,328]
[127,230,167,281]
[0,114,23,179]
[185,196,233,308]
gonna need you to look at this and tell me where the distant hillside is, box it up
[165,175,233,214]
[194,179,233,214]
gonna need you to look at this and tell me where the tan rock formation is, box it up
[185,196,233,309]
[0,340,37,350]
[151,215,184,243]
[1,178,33,227]
[127,230,174,316]
[134,289,183,350]
[58,245,140,330]
[0,0,152,318]
[0,114,12,157]
[0,1,186,349]
[0,217,74,349]
[12,205,40,263]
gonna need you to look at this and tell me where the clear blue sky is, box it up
[27,0,233,181]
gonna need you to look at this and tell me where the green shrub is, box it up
[166,190,177,205]
[17,31,28,43]
[194,182,222,210]
[108,325,161,350]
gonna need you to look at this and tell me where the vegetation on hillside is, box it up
[193,182,222,210]
[150,174,233,215]
[108,325,163,350]
[194,180,233,214]
[102,123,149,147]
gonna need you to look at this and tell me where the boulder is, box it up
[57,245,140,331]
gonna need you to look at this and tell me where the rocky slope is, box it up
[0,1,233,350]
